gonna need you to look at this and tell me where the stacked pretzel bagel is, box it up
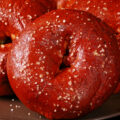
[0,0,56,96]
[0,0,120,119]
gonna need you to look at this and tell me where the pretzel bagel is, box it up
[0,44,13,95]
[0,0,56,96]
[57,0,120,35]
[7,10,120,119]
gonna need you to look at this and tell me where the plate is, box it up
[0,93,120,120]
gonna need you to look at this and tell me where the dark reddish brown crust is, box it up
[57,0,120,33]
[114,84,120,93]
[0,0,56,37]
[57,0,120,93]
[0,0,56,96]
[0,44,13,96]
[7,10,120,119]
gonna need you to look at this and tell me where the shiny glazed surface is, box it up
[0,0,56,96]
[57,0,120,34]
[0,44,13,96]
[7,10,120,119]
[57,0,120,94]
